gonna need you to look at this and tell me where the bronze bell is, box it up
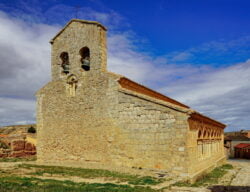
[62,63,70,73]
[81,57,90,71]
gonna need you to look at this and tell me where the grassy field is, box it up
[19,164,165,185]
[0,157,36,162]
[0,176,158,192]
[0,163,165,192]
[0,162,235,191]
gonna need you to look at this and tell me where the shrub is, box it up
[28,126,36,133]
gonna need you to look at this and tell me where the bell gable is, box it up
[50,19,107,81]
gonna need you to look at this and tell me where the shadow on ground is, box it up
[209,186,250,192]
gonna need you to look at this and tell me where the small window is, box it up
[60,52,69,74]
[80,47,90,71]
[67,75,78,96]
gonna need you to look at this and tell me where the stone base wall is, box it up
[188,156,226,183]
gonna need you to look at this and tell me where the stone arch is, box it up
[80,47,90,71]
[198,129,202,139]
[208,131,211,138]
[216,131,219,138]
[211,130,214,138]
[218,130,222,138]
[203,130,207,139]
[60,52,70,74]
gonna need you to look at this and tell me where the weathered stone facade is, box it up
[36,19,226,181]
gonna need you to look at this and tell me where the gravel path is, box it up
[229,159,250,186]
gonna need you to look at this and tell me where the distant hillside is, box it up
[0,124,36,135]
[0,124,37,158]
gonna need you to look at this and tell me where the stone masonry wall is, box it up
[37,72,190,176]
[37,20,111,163]
[51,21,107,82]
[108,90,190,176]
[36,72,117,163]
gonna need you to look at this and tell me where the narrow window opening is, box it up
[67,75,78,97]
[80,47,90,71]
[60,52,70,74]
[198,130,202,139]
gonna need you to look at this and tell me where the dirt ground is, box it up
[0,159,249,192]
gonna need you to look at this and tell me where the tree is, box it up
[28,126,36,133]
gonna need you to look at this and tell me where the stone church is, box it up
[36,19,226,180]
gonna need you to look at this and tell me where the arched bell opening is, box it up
[60,52,70,74]
[79,47,90,71]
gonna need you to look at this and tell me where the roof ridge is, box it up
[50,19,107,44]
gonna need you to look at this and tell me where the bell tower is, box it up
[50,19,107,81]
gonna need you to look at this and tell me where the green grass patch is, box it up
[19,164,164,186]
[0,176,158,192]
[220,164,233,170]
[0,157,36,162]
[173,164,233,187]
[128,176,163,185]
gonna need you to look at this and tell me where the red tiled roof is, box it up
[234,143,250,149]
[118,77,190,108]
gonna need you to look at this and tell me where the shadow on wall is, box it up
[209,186,250,192]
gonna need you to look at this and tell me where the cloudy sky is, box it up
[0,0,249,131]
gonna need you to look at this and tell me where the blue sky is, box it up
[0,0,249,131]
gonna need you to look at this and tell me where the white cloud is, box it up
[0,97,35,125]
[107,33,203,87]
[0,11,58,126]
[162,60,250,102]
[169,52,193,62]
[159,60,250,131]
[0,11,58,99]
